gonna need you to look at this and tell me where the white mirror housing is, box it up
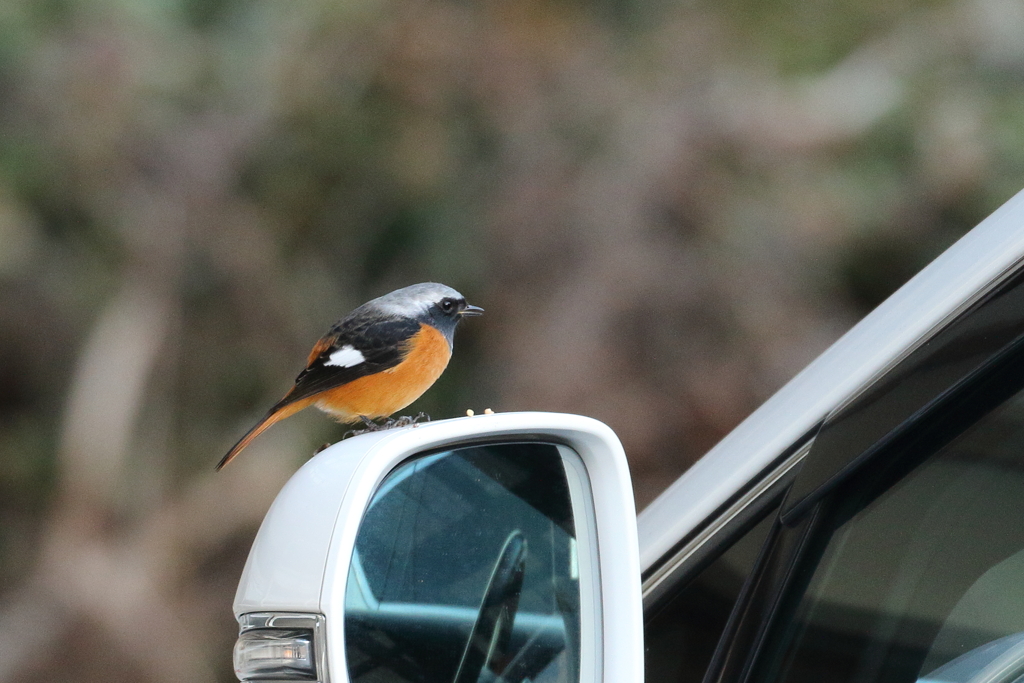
[233,411,643,683]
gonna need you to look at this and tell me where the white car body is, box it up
[640,188,1024,574]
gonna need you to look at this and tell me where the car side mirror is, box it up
[231,412,643,683]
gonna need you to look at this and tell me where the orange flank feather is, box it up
[314,324,452,420]
[306,334,337,366]
[216,396,315,471]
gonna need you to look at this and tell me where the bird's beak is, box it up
[460,304,484,317]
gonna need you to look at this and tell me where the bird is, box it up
[216,282,482,471]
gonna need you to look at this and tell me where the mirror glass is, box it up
[344,442,588,683]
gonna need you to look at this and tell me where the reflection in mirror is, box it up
[345,442,586,683]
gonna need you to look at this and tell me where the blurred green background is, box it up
[1,0,1022,680]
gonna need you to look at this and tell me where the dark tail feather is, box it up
[216,397,313,471]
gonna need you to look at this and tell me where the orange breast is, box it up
[314,324,452,421]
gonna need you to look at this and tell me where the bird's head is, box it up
[369,282,483,345]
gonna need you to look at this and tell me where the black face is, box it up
[437,297,463,317]
[426,296,481,346]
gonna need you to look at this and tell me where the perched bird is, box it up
[216,282,482,470]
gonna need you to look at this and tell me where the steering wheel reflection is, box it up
[452,530,529,683]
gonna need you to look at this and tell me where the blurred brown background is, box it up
[1,0,1023,680]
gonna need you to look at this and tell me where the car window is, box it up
[645,509,776,683]
[760,385,1024,683]
[344,442,587,683]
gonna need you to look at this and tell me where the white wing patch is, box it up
[324,345,366,368]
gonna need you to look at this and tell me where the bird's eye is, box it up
[440,298,455,313]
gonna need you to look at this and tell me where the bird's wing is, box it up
[214,313,421,471]
[284,313,422,404]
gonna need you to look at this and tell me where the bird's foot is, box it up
[342,416,380,439]
[313,442,333,455]
[384,412,431,428]
[342,413,429,439]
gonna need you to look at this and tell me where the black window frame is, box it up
[640,423,815,682]
[704,263,1024,683]
[642,439,810,609]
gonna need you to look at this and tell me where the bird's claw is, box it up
[385,412,431,428]
[343,412,431,439]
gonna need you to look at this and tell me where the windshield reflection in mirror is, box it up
[345,442,584,683]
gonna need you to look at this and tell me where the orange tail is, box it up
[216,397,314,471]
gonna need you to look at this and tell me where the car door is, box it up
[644,255,1024,682]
